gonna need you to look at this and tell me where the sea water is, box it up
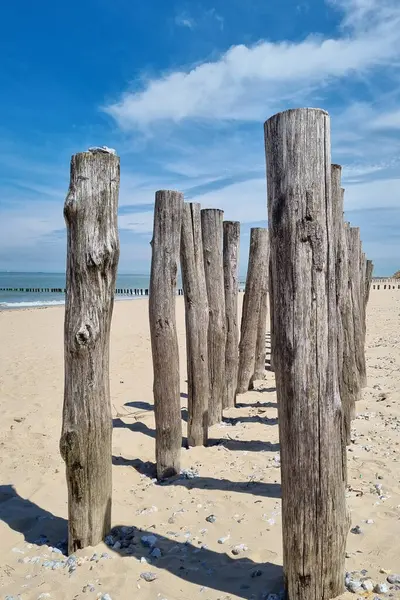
[0,273,151,310]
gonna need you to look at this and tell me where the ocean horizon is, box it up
[0,271,248,310]
[0,272,152,309]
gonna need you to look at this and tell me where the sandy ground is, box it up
[0,292,399,600]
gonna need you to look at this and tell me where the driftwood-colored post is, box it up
[60,148,120,553]
[348,227,365,391]
[251,231,270,385]
[265,108,347,600]
[365,259,373,306]
[237,228,268,394]
[223,221,240,408]
[149,190,183,479]
[344,222,361,410]
[332,166,353,446]
[359,250,367,388]
[180,203,209,446]
[268,258,275,372]
[201,209,226,426]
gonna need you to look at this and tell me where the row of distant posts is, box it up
[60,108,372,600]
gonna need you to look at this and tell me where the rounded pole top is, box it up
[264,107,329,126]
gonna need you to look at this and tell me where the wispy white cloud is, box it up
[105,0,400,128]
[370,109,400,129]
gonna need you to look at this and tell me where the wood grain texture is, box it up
[223,221,240,408]
[265,108,347,600]
[180,203,209,446]
[237,228,268,394]
[365,260,374,306]
[201,209,226,426]
[359,251,368,388]
[251,231,270,384]
[60,149,120,554]
[149,190,183,479]
[332,168,352,446]
[268,258,275,372]
[348,227,365,394]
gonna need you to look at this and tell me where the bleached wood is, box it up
[265,108,347,600]
[180,203,209,446]
[61,149,120,553]
[149,190,183,479]
[223,221,240,408]
[201,209,226,426]
[237,228,268,394]
[251,231,270,384]
[332,167,353,446]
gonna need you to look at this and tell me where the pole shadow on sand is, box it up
[0,485,283,599]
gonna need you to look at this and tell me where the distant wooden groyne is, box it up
[372,278,400,290]
[0,287,182,296]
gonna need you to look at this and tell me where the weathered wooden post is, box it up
[332,166,354,446]
[359,250,368,388]
[237,227,268,394]
[268,258,275,372]
[149,190,183,479]
[201,209,226,426]
[60,148,120,553]
[251,231,270,385]
[223,221,240,408]
[365,260,374,306]
[180,203,209,446]
[348,227,366,391]
[265,108,347,600]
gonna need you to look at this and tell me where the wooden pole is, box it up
[332,166,353,446]
[365,259,374,306]
[180,202,209,446]
[359,250,368,388]
[201,209,226,426]
[251,231,270,385]
[149,190,183,479]
[265,108,347,600]
[344,222,361,414]
[60,148,120,553]
[237,227,268,394]
[223,221,240,408]
[348,227,365,391]
[268,258,275,372]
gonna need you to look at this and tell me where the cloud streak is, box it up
[105,1,400,128]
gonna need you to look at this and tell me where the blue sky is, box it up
[1,0,399,275]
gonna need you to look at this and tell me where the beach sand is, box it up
[0,292,399,600]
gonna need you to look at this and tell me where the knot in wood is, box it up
[298,218,324,271]
[64,188,77,221]
[75,323,93,348]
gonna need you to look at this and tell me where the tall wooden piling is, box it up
[237,228,268,394]
[365,260,374,306]
[201,209,226,426]
[265,108,347,600]
[359,251,368,388]
[332,167,353,445]
[223,221,240,408]
[149,190,183,479]
[180,203,209,446]
[348,227,366,390]
[60,148,120,553]
[251,231,270,385]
